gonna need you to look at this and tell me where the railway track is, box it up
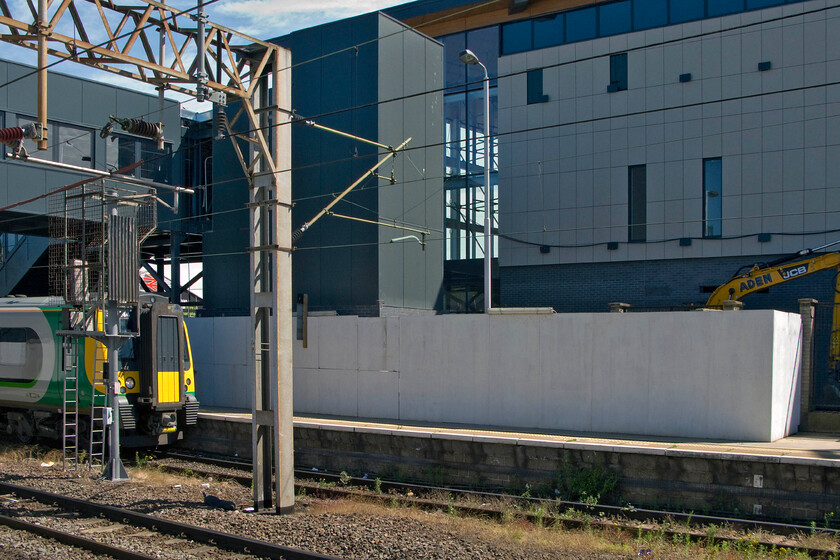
[0,481,345,560]
[156,450,840,557]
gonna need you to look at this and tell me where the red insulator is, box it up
[0,127,24,144]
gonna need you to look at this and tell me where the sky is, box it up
[2,0,402,109]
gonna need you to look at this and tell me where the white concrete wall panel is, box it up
[194,310,803,442]
[186,317,252,409]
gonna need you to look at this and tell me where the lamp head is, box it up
[459,49,480,65]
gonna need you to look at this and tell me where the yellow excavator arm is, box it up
[706,241,840,377]
[706,247,840,306]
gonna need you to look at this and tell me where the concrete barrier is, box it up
[188,309,801,442]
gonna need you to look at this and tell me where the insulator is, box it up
[214,106,227,140]
[121,118,161,139]
[0,127,24,144]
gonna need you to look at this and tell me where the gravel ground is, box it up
[0,450,636,560]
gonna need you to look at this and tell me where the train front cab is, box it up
[118,299,198,446]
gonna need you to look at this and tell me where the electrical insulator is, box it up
[100,115,165,150]
[214,105,227,141]
[0,127,24,144]
[1,123,42,158]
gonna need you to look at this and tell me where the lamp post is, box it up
[459,48,492,312]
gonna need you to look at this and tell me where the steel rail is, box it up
[0,512,158,560]
[0,481,344,560]
[155,451,840,557]
[160,451,839,538]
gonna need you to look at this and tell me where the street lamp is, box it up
[459,48,492,312]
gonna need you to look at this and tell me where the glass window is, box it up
[466,26,499,84]
[703,158,722,238]
[599,1,632,37]
[746,0,784,9]
[0,327,42,383]
[609,53,628,91]
[55,123,93,168]
[501,20,531,55]
[527,69,549,104]
[140,138,172,184]
[16,116,93,168]
[106,133,172,183]
[669,0,704,23]
[708,0,744,16]
[441,33,467,89]
[633,0,668,30]
[533,13,564,49]
[444,93,467,177]
[629,165,647,242]
[565,7,596,43]
[466,88,497,176]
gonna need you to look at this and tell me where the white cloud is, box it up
[212,0,399,38]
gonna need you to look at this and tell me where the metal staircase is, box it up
[0,234,49,297]
[61,337,79,471]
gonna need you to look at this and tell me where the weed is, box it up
[339,471,351,486]
[373,477,382,494]
[556,459,619,504]
[134,452,153,468]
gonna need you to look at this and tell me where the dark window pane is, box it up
[746,0,784,8]
[628,165,647,242]
[533,13,564,49]
[444,93,467,177]
[609,53,628,91]
[118,137,135,171]
[527,69,549,103]
[467,26,499,83]
[708,0,744,16]
[669,0,704,23]
[441,33,467,89]
[633,0,668,30]
[501,20,531,55]
[565,7,596,43]
[703,158,722,238]
[56,123,92,168]
[140,139,171,183]
[599,1,631,37]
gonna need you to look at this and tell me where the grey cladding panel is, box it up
[47,74,84,123]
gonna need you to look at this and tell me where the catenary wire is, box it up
[0,3,838,253]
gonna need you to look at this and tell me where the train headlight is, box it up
[185,378,191,386]
[125,377,136,390]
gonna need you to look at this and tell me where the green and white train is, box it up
[0,295,198,447]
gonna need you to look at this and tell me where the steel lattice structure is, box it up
[0,0,293,512]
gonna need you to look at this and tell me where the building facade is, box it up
[388,0,839,314]
[382,0,840,409]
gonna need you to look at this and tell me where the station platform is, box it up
[188,409,840,523]
[196,408,840,464]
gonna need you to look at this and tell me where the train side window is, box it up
[0,327,43,382]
